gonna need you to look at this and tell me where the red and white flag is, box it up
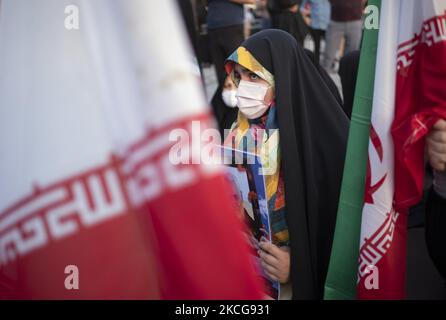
[0,0,262,299]
[357,0,446,299]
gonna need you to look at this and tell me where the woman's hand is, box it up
[258,241,290,284]
[427,119,446,171]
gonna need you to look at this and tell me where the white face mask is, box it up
[236,80,271,119]
[221,89,238,108]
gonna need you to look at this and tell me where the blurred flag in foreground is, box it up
[326,0,446,299]
[0,0,262,299]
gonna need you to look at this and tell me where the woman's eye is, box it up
[249,73,259,80]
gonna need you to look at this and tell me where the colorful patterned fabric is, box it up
[223,47,289,246]
[225,108,289,246]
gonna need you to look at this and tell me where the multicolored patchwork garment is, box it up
[224,47,289,247]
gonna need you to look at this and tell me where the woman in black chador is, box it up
[224,29,349,299]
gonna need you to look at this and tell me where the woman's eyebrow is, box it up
[235,65,250,74]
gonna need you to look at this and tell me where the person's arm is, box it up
[427,119,446,172]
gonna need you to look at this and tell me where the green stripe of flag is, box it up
[324,0,381,300]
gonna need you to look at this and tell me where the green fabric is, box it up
[324,0,381,300]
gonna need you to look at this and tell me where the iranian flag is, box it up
[0,0,262,299]
[326,0,446,299]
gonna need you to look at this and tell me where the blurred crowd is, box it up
[177,0,366,120]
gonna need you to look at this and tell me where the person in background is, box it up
[338,49,360,118]
[211,75,239,137]
[300,0,331,64]
[177,0,201,62]
[207,0,256,86]
[254,0,272,30]
[267,0,309,45]
[244,3,256,39]
[322,0,366,73]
